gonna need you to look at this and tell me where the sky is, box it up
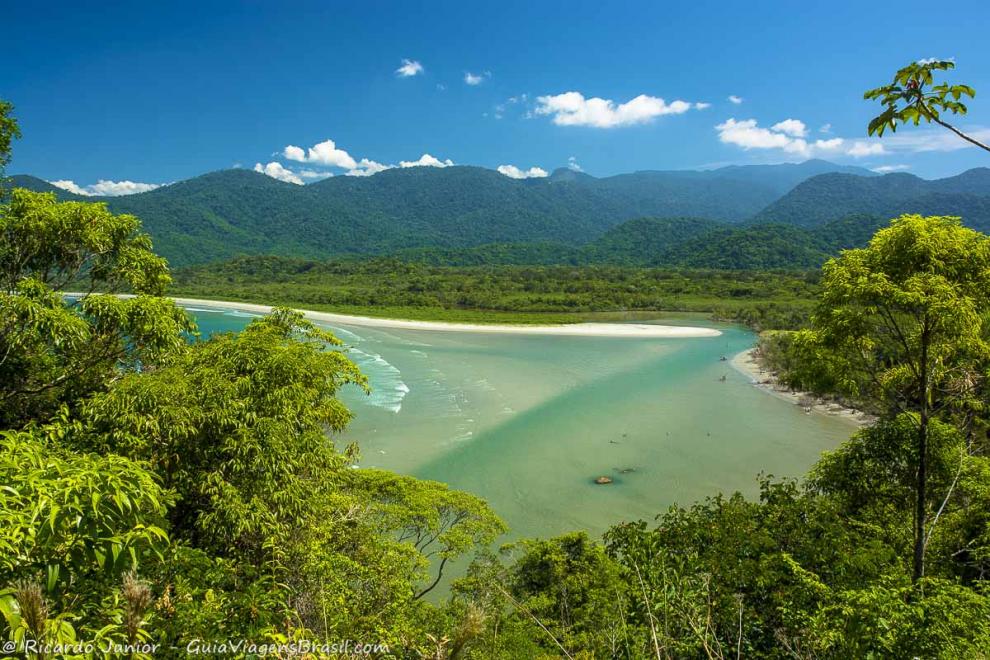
[4,0,990,195]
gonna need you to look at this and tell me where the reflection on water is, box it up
[189,306,857,541]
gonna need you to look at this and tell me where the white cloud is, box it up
[728,95,743,104]
[771,119,808,138]
[297,169,332,181]
[568,156,583,172]
[399,153,454,168]
[814,138,845,151]
[872,164,911,173]
[345,153,454,176]
[254,162,304,185]
[716,118,886,159]
[464,71,490,86]
[346,158,392,177]
[819,123,832,134]
[918,56,954,65]
[284,139,357,169]
[497,164,549,179]
[49,179,162,196]
[270,137,455,178]
[847,141,887,158]
[694,102,711,110]
[534,91,699,128]
[49,180,89,195]
[716,118,801,151]
[879,126,990,153]
[396,59,424,77]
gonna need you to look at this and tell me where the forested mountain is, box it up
[753,168,990,228]
[7,160,876,267]
[10,163,988,269]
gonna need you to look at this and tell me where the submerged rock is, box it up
[594,476,613,485]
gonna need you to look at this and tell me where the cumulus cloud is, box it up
[716,118,894,159]
[283,139,357,169]
[464,71,489,86]
[771,119,808,138]
[346,158,392,177]
[49,179,162,196]
[819,123,832,134]
[695,102,712,110]
[271,137,455,179]
[872,164,911,173]
[497,164,549,179]
[847,141,887,158]
[716,118,801,152]
[254,162,304,185]
[728,95,743,104]
[345,154,454,176]
[567,156,583,172]
[396,59,424,77]
[534,91,700,128]
[399,153,454,168]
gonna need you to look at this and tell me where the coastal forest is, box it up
[3,58,990,659]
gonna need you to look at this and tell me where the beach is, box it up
[168,296,722,338]
[731,348,873,426]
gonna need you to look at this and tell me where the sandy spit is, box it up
[731,348,874,427]
[168,297,722,338]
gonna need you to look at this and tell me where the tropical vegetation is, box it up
[2,58,990,657]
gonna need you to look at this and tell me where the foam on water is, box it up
[223,310,263,318]
[347,348,410,413]
[321,325,364,343]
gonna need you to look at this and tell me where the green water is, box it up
[186,305,857,541]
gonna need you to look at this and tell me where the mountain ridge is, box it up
[7,161,988,268]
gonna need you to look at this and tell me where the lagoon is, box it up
[188,304,856,541]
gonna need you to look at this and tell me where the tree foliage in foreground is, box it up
[0,167,504,654]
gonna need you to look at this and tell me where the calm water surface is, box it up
[188,306,857,541]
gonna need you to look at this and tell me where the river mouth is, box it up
[187,304,857,541]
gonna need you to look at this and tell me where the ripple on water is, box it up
[323,325,364,343]
[346,348,410,413]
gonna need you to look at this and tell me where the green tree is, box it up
[0,189,193,427]
[865,59,988,152]
[0,100,20,181]
[798,214,990,581]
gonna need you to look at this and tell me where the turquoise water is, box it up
[186,305,857,541]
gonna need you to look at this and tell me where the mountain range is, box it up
[9,160,990,270]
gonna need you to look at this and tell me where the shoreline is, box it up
[169,296,722,338]
[730,348,873,427]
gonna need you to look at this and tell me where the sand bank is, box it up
[170,297,721,338]
[731,348,873,426]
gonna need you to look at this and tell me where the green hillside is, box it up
[12,163,987,270]
[9,160,879,267]
[752,168,990,228]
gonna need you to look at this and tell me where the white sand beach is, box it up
[168,296,722,338]
[731,348,873,426]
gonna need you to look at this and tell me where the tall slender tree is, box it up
[800,214,990,581]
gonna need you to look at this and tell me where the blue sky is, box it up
[5,0,990,194]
